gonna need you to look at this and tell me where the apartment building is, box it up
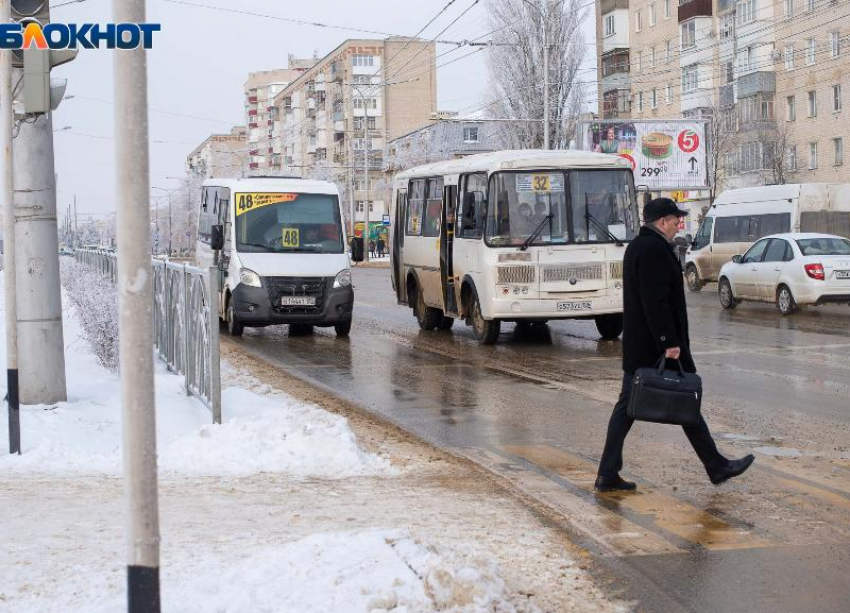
[271,37,437,229]
[385,117,499,172]
[595,0,850,192]
[244,60,314,173]
[185,126,248,178]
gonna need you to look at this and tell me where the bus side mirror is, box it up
[211,225,224,251]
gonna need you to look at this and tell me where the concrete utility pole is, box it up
[1,0,19,454]
[13,106,67,405]
[114,1,161,611]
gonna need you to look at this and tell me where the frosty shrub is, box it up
[60,258,120,372]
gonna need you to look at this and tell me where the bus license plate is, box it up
[279,297,316,306]
[835,270,850,279]
[557,301,592,312]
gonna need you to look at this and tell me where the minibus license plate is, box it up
[835,270,850,279]
[557,301,592,311]
[279,297,316,306]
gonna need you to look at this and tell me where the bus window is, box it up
[458,173,487,239]
[406,179,425,236]
[569,170,637,243]
[423,178,443,237]
[693,217,713,250]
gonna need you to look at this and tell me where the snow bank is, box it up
[0,273,390,478]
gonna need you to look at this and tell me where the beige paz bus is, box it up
[389,150,640,344]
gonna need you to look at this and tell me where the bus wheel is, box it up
[226,301,244,337]
[595,314,623,340]
[415,285,442,330]
[686,265,703,292]
[334,320,352,337]
[471,295,500,344]
[438,315,455,331]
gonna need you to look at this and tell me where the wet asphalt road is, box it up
[229,267,850,613]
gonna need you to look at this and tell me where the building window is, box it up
[650,2,656,25]
[723,60,734,84]
[783,0,793,17]
[784,44,795,70]
[636,50,643,71]
[666,39,673,63]
[808,90,817,117]
[462,126,480,143]
[682,64,698,93]
[651,46,657,67]
[604,13,615,36]
[651,88,658,108]
[737,0,756,25]
[787,145,797,171]
[787,95,796,121]
[355,201,375,213]
[832,31,841,58]
[720,14,733,40]
[739,141,762,172]
[681,20,696,50]
[666,84,673,103]
[664,0,671,18]
[835,138,844,166]
[638,91,644,112]
[834,85,843,112]
[807,38,816,65]
[352,54,375,67]
[809,142,818,169]
[636,10,642,32]
[353,97,378,110]
[738,46,752,72]
[806,0,814,11]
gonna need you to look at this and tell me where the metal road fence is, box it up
[74,249,222,423]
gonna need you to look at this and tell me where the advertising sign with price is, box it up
[577,120,708,190]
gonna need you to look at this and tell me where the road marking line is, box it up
[503,444,773,552]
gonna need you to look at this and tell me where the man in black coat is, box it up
[595,198,755,492]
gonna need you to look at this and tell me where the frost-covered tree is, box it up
[486,0,587,149]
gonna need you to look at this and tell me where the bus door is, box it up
[441,184,458,315]
[392,189,408,304]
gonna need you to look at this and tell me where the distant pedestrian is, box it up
[369,239,376,258]
[377,237,386,258]
[595,198,754,492]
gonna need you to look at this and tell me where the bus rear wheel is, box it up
[414,285,442,330]
[471,295,500,344]
[595,314,623,340]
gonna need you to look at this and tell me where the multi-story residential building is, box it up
[185,126,248,178]
[385,116,499,172]
[244,61,313,173]
[271,37,437,231]
[595,0,850,194]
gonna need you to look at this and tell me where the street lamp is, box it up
[151,186,178,257]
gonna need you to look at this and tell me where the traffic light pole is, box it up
[113,1,161,611]
[1,0,19,455]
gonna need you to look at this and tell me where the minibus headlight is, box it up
[239,268,262,288]
[333,269,352,288]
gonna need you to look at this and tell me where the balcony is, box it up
[248,109,258,116]
[602,72,630,94]
[736,71,776,98]
[600,0,628,13]
[248,96,258,104]
[330,61,343,83]
[248,123,258,129]
[678,0,712,22]
[720,83,735,107]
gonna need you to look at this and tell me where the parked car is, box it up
[717,233,850,315]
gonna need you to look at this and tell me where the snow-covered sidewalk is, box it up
[0,271,626,613]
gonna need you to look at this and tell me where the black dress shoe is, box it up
[709,454,755,485]
[595,475,637,492]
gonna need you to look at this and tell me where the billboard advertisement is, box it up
[577,120,708,190]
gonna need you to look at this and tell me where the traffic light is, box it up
[11,0,78,114]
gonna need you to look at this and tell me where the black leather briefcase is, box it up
[627,356,702,426]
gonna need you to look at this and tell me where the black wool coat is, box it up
[621,225,696,375]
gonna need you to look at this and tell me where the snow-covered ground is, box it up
[0,270,626,613]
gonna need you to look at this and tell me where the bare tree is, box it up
[485,0,587,149]
[757,118,796,186]
[704,101,738,205]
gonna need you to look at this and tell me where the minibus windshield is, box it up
[485,170,637,247]
[234,193,343,254]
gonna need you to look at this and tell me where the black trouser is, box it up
[598,372,727,480]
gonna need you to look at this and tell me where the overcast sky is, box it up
[49,0,596,222]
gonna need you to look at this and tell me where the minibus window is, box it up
[234,193,343,254]
[422,178,443,237]
[693,217,713,250]
[569,170,637,243]
[406,179,425,236]
[458,173,487,239]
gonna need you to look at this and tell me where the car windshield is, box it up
[235,193,343,254]
[795,237,850,256]
[485,170,638,247]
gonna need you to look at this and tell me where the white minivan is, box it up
[195,177,359,337]
[685,183,850,291]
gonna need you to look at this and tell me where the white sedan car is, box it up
[717,233,850,315]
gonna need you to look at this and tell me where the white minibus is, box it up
[389,150,640,344]
[686,183,850,290]
[195,177,359,337]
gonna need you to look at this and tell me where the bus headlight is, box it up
[333,269,352,288]
[239,268,262,288]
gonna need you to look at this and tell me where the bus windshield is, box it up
[235,193,343,254]
[485,170,638,247]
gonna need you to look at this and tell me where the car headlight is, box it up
[333,269,352,288]
[239,268,262,288]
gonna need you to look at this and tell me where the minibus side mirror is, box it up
[211,225,224,251]
[731,254,743,264]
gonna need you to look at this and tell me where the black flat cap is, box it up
[643,197,688,223]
